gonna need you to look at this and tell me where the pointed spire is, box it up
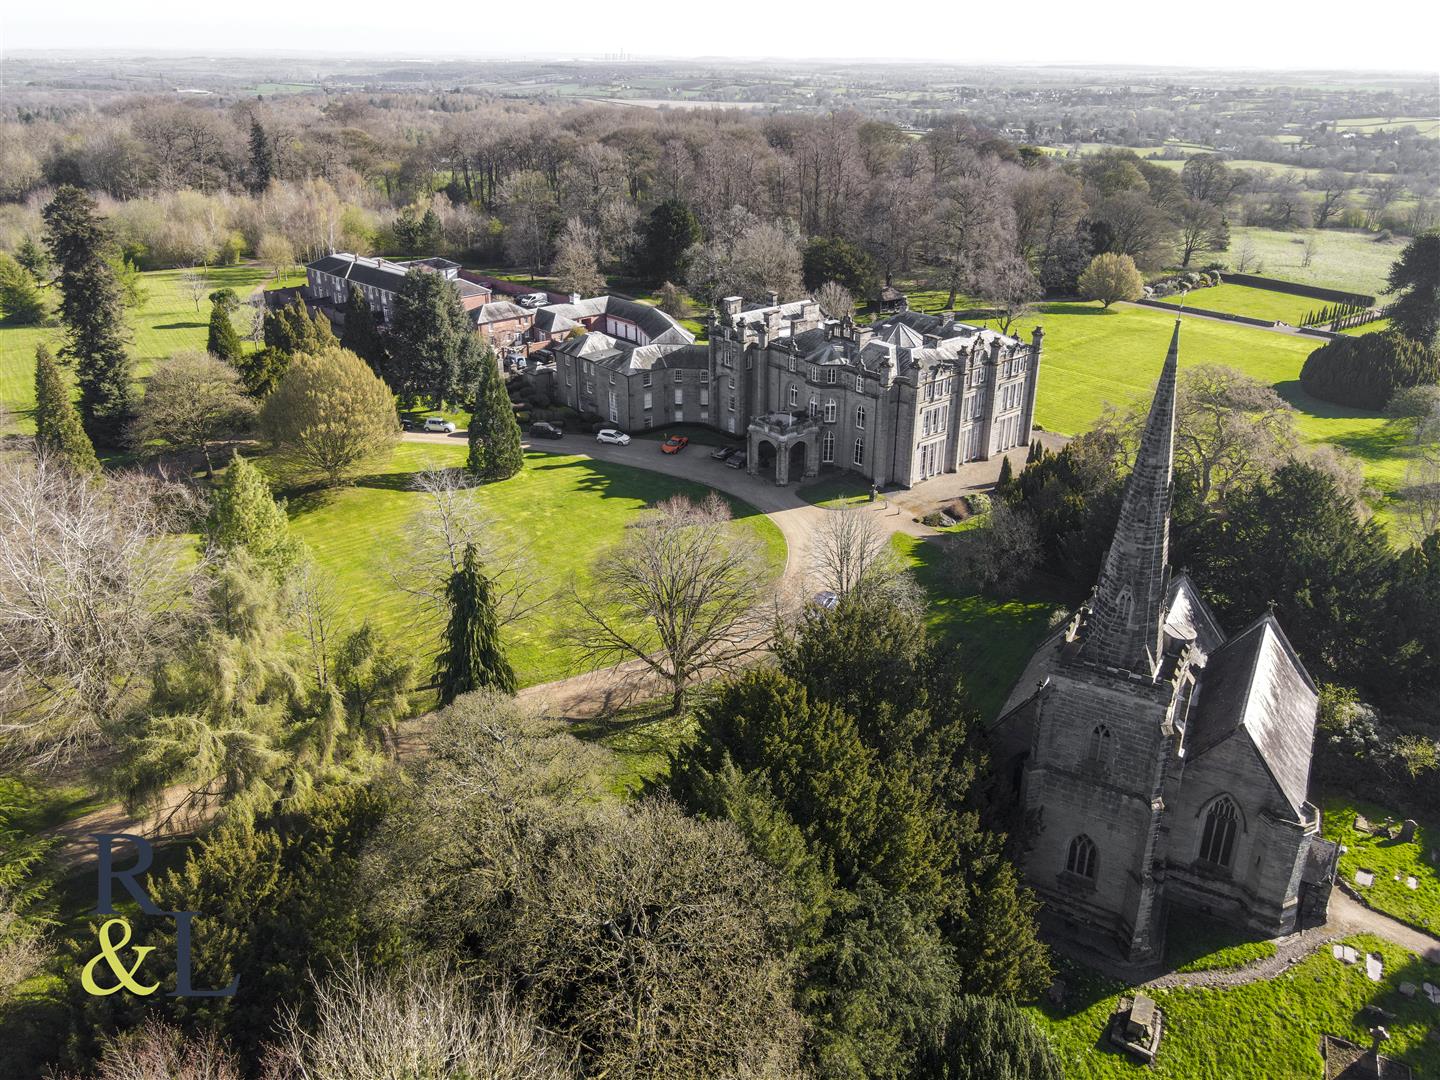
[1080,320,1181,675]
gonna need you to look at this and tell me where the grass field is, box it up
[283,442,787,690]
[1228,226,1402,296]
[1322,797,1439,933]
[0,263,287,435]
[892,532,1068,721]
[1165,914,1278,974]
[989,301,1411,521]
[1335,116,1439,137]
[1150,283,1319,325]
[1028,934,1440,1079]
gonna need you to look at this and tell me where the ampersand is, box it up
[81,917,160,996]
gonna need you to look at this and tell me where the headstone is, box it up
[1408,876,1420,890]
[1366,953,1383,982]
[1333,944,1346,960]
[1356,813,1373,834]
[1399,819,1419,842]
[1355,869,1375,887]
[1342,945,1360,964]
[1424,982,1440,1004]
[1400,982,1417,998]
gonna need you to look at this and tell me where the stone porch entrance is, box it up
[747,412,819,486]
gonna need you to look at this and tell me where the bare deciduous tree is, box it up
[0,456,202,770]
[127,349,256,474]
[563,493,775,714]
[53,1018,243,1080]
[182,264,211,311]
[807,507,917,610]
[1392,386,1440,542]
[394,467,544,628]
[944,500,1041,593]
[268,955,576,1080]
[812,280,855,321]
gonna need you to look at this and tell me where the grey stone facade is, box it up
[549,294,1043,488]
[992,320,1335,963]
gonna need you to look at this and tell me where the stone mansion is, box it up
[992,322,1336,964]
[548,293,1044,489]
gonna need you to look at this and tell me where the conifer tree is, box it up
[996,453,1014,492]
[206,288,243,363]
[42,185,134,445]
[204,451,303,577]
[248,114,276,194]
[466,349,523,481]
[389,270,481,405]
[340,284,388,378]
[32,342,100,474]
[435,543,516,704]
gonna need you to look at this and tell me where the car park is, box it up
[660,434,689,454]
[529,421,564,440]
[422,417,457,434]
[596,428,631,446]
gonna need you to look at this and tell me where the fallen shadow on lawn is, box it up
[1039,302,1117,317]
[526,454,772,525]
[151,321,207,330]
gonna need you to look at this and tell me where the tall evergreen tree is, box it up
[1385,230,1439,348]
[204,451,303,577]
[206,288,243,363]
[466,349,523,481]
[42,185,134,446]
[389,270,482,406]
[248,115,276,194]
[640,199,702,283]
[435,543,516,704]
[32,342,100,474]
[340,284,388,378]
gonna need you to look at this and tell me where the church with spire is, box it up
[993,320,1337,964]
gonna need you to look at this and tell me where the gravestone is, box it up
[1366,954,1383,982]
[1355,869,1375,887]
[1399,819,1418,842]
[1407,876,1419,890]
[1400,982,1418,998]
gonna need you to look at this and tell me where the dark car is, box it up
[529,421,564,440]
[710,445,740,461]
[726,451,747,469]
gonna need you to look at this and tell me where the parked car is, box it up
[660,434,689,454]
[596,428,631,446]
[517,292,549,308]
[710,445,740,461]
[422,417,457,434]
[726,451,747,469]
[529,421,564,440]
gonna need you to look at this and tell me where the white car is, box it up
[596,428,631,446]
[517,292,549,308]
[422,417,457,434]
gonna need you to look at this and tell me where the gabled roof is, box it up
[307,252,488,300]
[473,301,531,324]
[1163,573,1226,656]
[1186,612,1319,815]
[537,296,694,346]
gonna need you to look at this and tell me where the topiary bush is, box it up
[1299,331,1439,411]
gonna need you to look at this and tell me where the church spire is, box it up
[1080,320,1181,675]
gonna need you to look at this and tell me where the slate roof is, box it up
[1162,574,1226,656]
[473,301,531,325]
[537,296,694,346]
[308,253,488,300]
[1186,613,1319,815]
[550,332,698,374]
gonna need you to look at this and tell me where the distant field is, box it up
[1228,226,1401,296]
[0,264,287,435]
[1151,283,1319,325]
[1335,116,1439,137]
[989,301,1410,524]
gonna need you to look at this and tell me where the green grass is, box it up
[1165,913,1278,974]
[1150,283,1321,325]
[1322,797,1440,933]
[1228,226,1403,297]
[796,471,875,508]
[892,532,1068,721]
[1,264,287,435]
[1029,935,1440,1079]
[284,443,787,690]
[989,300,1411,523]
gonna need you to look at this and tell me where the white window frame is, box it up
[852,437,865,466]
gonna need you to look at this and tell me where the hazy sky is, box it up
[4,0,1439,71]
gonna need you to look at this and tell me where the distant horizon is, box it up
[5,0,1439,72]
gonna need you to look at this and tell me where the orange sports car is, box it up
[660,434,689,454]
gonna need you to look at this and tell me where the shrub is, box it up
[1299,331,1439,411]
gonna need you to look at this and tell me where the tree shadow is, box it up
[151,321,207,330]
[1039,302,1116,317]
[525,454,771,526]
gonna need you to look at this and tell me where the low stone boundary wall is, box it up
[1131,297,1281,328]
[1220,273,1374,307]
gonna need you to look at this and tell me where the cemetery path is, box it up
[1144,889,1440,991]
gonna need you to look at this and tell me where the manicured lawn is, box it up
[1150,283,1321,325]
[0,264,288,435]
[1029,935,1440,1079]
[1227,226,1403,297]
[283,443,787,691]
[1322,797,1440,933]
[796,470,875,508]
[892,532,1068,722]
[988,301,1411,522]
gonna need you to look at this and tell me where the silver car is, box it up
[596,428,631,446]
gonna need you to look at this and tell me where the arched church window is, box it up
[1066,835,1097,879]
[1199,797,1239,868]
[1087,724,1112,768]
